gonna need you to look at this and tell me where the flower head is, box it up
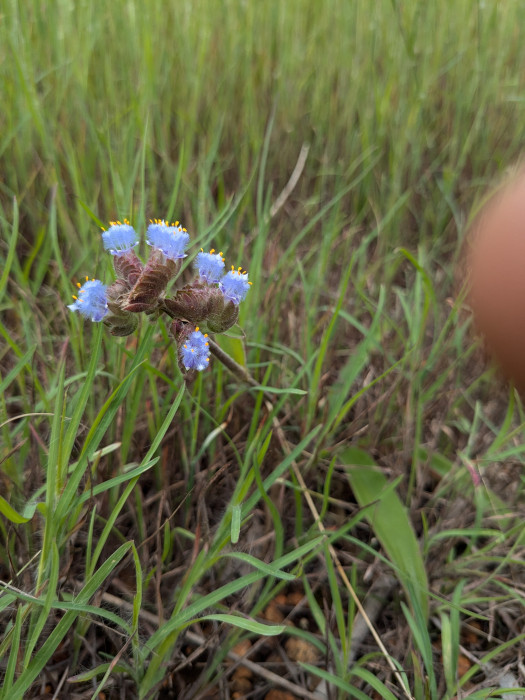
[219,266,251,305]
[195,248,225,284]
[101,220,138,256]
[146,219,190,261]
[180,327,210,371]
[67,278,109,322]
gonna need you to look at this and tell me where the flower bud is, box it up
[125,249,179,313]
[163,284,240,332]
[106,279,131,316]
[162,284,217,324]
[104,313,139,336]
[112,250,144,288]
[205,298,239,333]
[102,280,140,335]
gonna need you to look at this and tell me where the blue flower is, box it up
[195,249,225,284]
[219,267,251,305]
[101,220,138,256]
[146,219,190,260]
[180,327,210,371]
[68,278,109,322]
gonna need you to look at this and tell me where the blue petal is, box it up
[146,220,190,260]
[195,250,225,284]
[102,222,138,256]
[68,279,109,322]
[219,269,250,305]
[180,329,210,371]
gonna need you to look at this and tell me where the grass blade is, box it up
[342,446,428,620]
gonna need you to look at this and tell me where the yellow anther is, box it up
[204,333,208,338]
[195,326,200,332]
[72,295,77,300]
[76,282,82,288]
[85,276,89,281]
[210,248,215,254]
[200,247,204,252]
[175,221,179,226]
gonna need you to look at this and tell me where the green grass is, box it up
[2,1,525,698]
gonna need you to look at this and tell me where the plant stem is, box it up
[206,336,259,388]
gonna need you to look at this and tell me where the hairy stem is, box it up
[206,336,259,388]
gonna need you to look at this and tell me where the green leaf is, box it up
[2,605,23,694]
[325,285,386,436]
[68,662,130,683]
[350,666,399,700]
[75,458,158,505]
[342,447,429,620]
[9,543,133,697]
[0,344,36,395]
[299,662,371,699]
[230,504,241,544]
[145,536,323,652]
[0,592,16,614]
[220,552,295,580]
[199,613,285,636]
[0,199,19,301]
[0,496,44,524]
[248,385,307,395]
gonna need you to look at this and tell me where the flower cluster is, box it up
[180,327,210,371]
[68,219,251,376]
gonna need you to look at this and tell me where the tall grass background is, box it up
[2,1,525,698]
